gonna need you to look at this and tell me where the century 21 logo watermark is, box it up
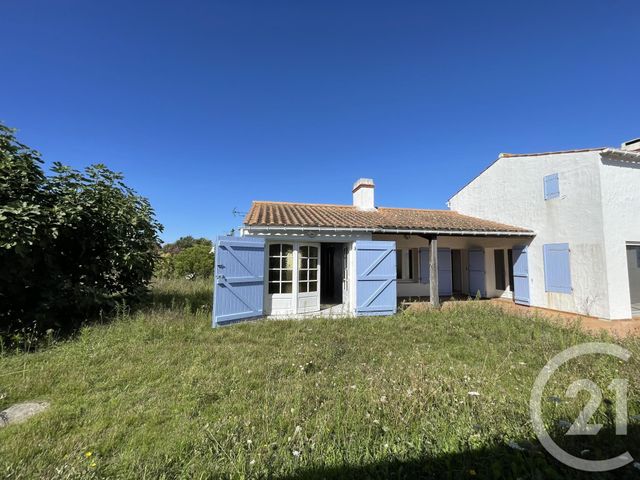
[529,343,633,472]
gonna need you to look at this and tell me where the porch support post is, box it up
[429,237,439,307]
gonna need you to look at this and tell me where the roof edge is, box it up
[243,225,535,236]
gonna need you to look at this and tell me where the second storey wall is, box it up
[449,151,611,318]
[600,156,640,319]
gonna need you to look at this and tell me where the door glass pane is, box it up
[309,269,317,281]
[299,270,307,281]
[282,270,293,281]
[299,282,308,293]
[269,270,280,282]
[300,246,308,258]
[308,246,318,258]
[269,257,280,269]
[283,252,294,269]
[309,258,317,269]
[281,282,292,294]
[268,282,279,294]
[308,281,317,292]
[269,244,280,256]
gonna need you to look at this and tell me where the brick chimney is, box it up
[353,178,375,210]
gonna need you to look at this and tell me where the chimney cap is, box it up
[621,138,640,151]
[352,178,375,193]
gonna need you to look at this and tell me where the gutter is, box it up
[242,225,535,237]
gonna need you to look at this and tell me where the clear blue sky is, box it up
[3,1,638,242]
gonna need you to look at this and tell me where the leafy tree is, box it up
[0,124,163,335]
[173,244,214,279]
[162,236,212,255]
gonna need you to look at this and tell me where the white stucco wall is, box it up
[449,151,611,318]
[599,155,640,319]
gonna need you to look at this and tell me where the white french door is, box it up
[265,242,320,315]
[297,244,320,313]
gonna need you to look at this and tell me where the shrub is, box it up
[0,123,163,337]
[173,244,214,279]
[155,237,214,279]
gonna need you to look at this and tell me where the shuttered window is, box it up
[544,173,560,200]
[543,243,572,293]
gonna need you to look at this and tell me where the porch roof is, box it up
[244,201,533,236]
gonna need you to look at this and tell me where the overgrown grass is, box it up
[1,280,640,479]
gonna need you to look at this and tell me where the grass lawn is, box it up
[1,279,640,479]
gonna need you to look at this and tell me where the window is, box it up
[298,245,318,293]
[544,173,560,200]
[543,243,572,293]
[396,248,418,281]
[494,249,506,290]
[268,244,293,294]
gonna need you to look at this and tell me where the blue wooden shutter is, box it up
[544,173,560,200]
[512,245,530,305]
[543,243,572,293]
[419,247,429,284]
[468,248,486,297]
[213,236,265,327]
[438,248,452,296]
[355,240,397,316]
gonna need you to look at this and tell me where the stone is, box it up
[0,401,50,427]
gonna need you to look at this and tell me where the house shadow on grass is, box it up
[277,424,640,480]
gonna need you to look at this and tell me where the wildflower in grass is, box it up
[249,459,255,466]
[292,450,301,457]
[89,462,97,468]
[380,395,387,403]
[469,469,477,476]
[468,391,480,397]
[84,452,92,458]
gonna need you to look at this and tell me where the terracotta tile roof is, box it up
[244,201,532,234]
[499,147,606,158]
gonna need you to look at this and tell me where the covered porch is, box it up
[372,232,534,308]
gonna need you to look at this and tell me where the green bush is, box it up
[155,236,214,279]
[0,123,162,337]
[173,244,214,279]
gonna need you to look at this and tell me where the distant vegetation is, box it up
[0,123,162,344]
[155,236,214,280]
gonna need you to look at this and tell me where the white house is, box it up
[212,138,640,326]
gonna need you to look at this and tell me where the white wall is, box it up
[599,156,640,319]
[449,152,611,318]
